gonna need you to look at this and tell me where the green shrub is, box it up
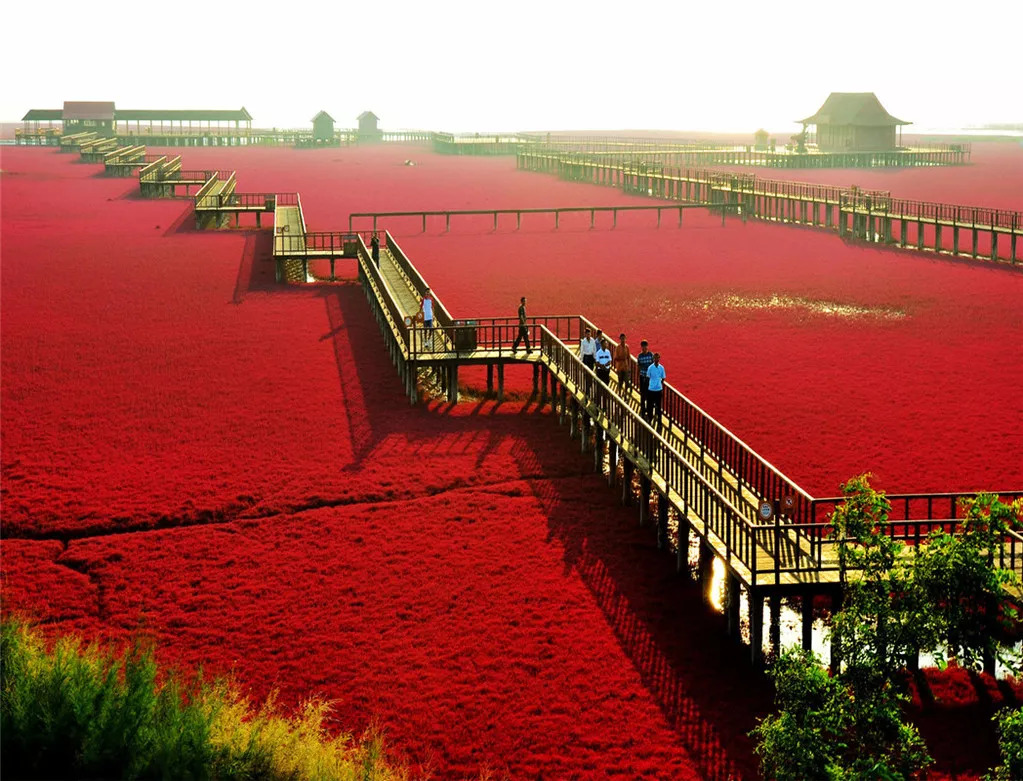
[1,617,403,780]
[752,647,931,781]
[987,707,1023,781]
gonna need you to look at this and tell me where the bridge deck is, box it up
[273,206,305,254]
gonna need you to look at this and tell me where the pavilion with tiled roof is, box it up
[799,93,910,152]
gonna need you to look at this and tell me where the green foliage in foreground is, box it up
[1,618,403,780]
[752,647,931,781]
[754,476,1023,780]
[986,707,1023,781]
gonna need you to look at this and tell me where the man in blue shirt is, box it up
[420,289,434,350]
[594,338,612,385]
[646,353,666,429]
[636,340,654,418]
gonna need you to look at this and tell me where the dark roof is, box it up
[63,101,116,120]
[358,111,379,121]
[312,110,335,122]
[22,109,63,121]
[115,108,252,121]
[799,93,910,127]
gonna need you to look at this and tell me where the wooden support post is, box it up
[516,212,521,230]
[581,413,589,453]
[540,365,548,406]
[607,439,617,488]
[801,591,814,651]
[935,224,942,253]
[569,398,578,438]
[953,226,960,256]
[590,209,595,229]
[622,458,634,506]
[422,214,426,232]
[829,590,842,675]
[447,364,458,403]
[750,591,764,668]
[613,209,617,229]
[493,212,498,231]
[559,385,567,425]
[639,474,651,525]
[555,211,560,229]
[699,541,714,596]
[497,363,505,402]
[486,364,494,395]
[991,231,999,261]
[726,572,741,638]
[972,228,979,258]
[769,595,781,660]
[550,369,558,411]
[446,213,451,232]
[657,492,669,550]
[983,638,997,676]
[917,221,925,250]
[593,427,602,472]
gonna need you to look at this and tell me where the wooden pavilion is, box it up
[800,93,910,152]
[19,103,253,137]
[312,111,336,143]
[358,111,382,142]
[61,101,116,136]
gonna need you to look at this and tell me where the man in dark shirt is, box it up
[636,340,654,419]
[512,296,530,351]
[370,234,380,267]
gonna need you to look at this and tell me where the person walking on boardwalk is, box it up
[512,296,531,351]
[595,338,613,385]
[420,288,435,350]
[646,353,666,429]
[637,340,654,418]
[613,333,631,389]
[579,328,598,370]
[370,233,380,267]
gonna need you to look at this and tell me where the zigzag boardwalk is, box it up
[103,143,1023,667]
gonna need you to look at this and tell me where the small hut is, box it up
[63,101,116,136]
[753,128,769,151]
[799,93,910,152]
[357,111,382,142]
[312,111,335,144]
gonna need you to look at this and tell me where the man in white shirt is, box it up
[594,339,612,385]
[579,328,597,369]
[646,353,666,429]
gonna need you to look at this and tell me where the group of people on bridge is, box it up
[579,327,665,428]
[512,297,666,428]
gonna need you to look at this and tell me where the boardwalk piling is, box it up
[622,458,634,506]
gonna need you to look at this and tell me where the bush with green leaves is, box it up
[913,493,1022,673]
[752,647,931,781]
[754,476,1021,779]
[1,617,403,780]
[986,707,1023,781]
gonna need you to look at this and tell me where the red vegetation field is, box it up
[2,142,1021,778]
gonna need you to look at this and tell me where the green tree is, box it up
[913,494,1022,673]
[829,475,933,680]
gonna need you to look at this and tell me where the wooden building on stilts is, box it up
[800,93,910,152]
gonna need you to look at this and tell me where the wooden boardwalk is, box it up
[101,144,1023,666]
[519,152,1023,265]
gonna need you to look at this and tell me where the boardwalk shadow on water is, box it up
[513,436,771,780]
[249,247,769,776]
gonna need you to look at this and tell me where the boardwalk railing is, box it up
[350,203,738,233]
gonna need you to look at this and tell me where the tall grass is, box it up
[1,617,406,779]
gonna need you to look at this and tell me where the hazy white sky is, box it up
[2,0,1020,133]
